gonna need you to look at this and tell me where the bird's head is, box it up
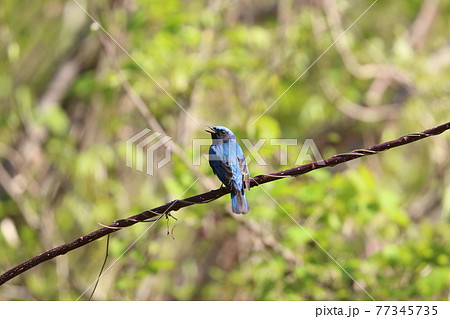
[206,126,236,144]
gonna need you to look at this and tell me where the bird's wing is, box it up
[237,153,250,191]
[209,146,233,186]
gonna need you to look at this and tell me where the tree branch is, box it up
[1,121,449,285]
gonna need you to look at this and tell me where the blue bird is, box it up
[206,126,250,214]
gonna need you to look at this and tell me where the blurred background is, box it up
[1,0,450,300]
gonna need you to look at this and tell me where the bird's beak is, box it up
[205,126,216,134]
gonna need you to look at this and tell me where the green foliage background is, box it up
[1,0,449,300]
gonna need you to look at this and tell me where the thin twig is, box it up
[89,233,110,301]
[0,122,449,285]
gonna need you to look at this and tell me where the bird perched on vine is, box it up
[206,126,250,214]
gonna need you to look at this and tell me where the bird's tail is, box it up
[231,189,250,214]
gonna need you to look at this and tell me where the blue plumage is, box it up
[207,126,250,214]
